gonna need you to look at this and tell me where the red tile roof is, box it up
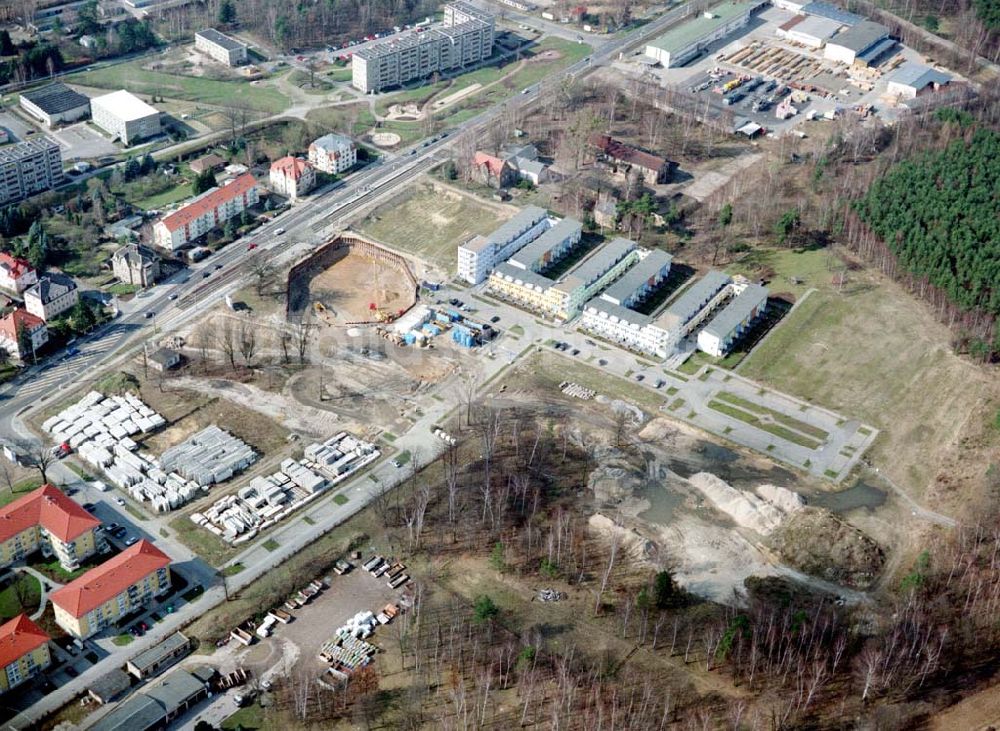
[0,614,49,669]
[472,151,508,179]
[779,14,806,32]
[157,173,258,233]
[588,134,670,174]
[50,540,170,618]
[270,156,312,180]
[0,253,34,280]
[0,484,98,545]
[0,308,45,343]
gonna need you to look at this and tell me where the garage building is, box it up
[824,20,892,66]
[90,90,161,146]
[644,0,768,68]
[19,83,91,127]
[887,62,951,99]
[777,14,843,48]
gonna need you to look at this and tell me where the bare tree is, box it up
[251,260,277,297]
[194,320,216,370]
[238,318,258,367]
[19,441,54,485]
[220,319,238,371]
[293,322,314,364]
[594,528,622,616]
[277,327,292,364]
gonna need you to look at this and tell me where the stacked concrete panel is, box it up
[159,425,256,486]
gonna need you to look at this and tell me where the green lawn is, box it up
[71,62,291,114]
[727,247,843,299]
[359,182,510,271]
[169,515,237,566]
[707,400,822,450]
[262,539,280,552]
[0,482,42,508]
[305,104,376,137]
[30,550,111,583]
[222,563,244,577]
[130,181,194,211]
[327,66,353,82]
[106,283,138,296]
[333,494,349,505]
[395,450,412,466]
[113,634,133,646]
[0,573,40,620]
[222,702,268,730]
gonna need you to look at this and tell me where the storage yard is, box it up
[190,432,380,543]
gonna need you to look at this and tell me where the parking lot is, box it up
[0,111,35,143]
[49,122,120,162]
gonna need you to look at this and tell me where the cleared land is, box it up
[358,182,512,272]
[740,262,1000,508]
[309,251,415,323]
[70,63,291,114]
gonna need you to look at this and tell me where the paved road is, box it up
[1,8,709,728]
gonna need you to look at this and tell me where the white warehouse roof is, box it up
[91,90,159,121]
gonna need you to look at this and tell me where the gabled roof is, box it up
[890,62,951,90]
[0,484,100,545]
[0,308,46,342]
[0,252,34,280]
[157,173,258,233]
[827,20,888,53]
[588,134,671,174]
[270,156,312,180]
[473,151,509,178]
[0,614,49,669]
[50,540,170,618]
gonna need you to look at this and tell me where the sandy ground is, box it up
[310,253,415,323]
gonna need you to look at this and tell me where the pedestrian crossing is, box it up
[14,326,134,400]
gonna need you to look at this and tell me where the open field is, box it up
[70,63,291,114]
[727,247,845,300]
[740,262,1000,508]
[128,181,193,211]
[358,182,512,272]
[305,104,376,137]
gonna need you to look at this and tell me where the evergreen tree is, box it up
[192,169,217,195]
[0,30,15,57]
[140,153,156,174]
[219,0,237,24]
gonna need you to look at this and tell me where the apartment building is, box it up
[507,217,582,272]
[24,273,80,322]
[269,156,316,200]
[111,244,161,288]
[0,139,64,207]
[90,90,161,146]
[153,173,259,251]
[655,270,733,344]
[194,28,248,66]
[0,252,38,294]
[50,539,172,639]
[697,281,768,357]
[308,133,357,174]
[352,3,494,93]
[0,309,48,363]
[0,615,51,693]
[457,205,548,284]
[0,485,101,571]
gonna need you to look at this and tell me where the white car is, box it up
[114,496,125,506]
[275,227,285,235]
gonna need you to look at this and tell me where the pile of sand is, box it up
[756,483,806,514]
[689,473,804,535]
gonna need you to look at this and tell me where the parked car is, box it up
[112,527,127,539]
[143,311,154,319]
[114,496,125,506]
[571,348,580,356]
[247,243,258,251]
[168,293,178,300]
[275,227,285,235]
[490,315,500,323]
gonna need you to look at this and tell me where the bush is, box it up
[473,595,499,624]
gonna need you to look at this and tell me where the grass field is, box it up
[326,66,353,82]
[707,399,822,450]
[304,104,376,137]
[71,62,291,114]
[715,390,829,440]
[169,514,237,566]
[359,182,511,271]
[728,247,843,299]
[129,181,193,211]
[739,263,1000,506]
[0,573,40,620]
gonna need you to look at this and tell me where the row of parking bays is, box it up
[688,71,790,112]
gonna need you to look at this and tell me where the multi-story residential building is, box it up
[0,253,38,294]
[697,281,769,357]
[90,90,161,146]
[50,539,172,639]
[24,273,79,322]
[0,615,51,693]
[194,28,248,66]
[153,173,259,251]
[269,156,316,200]
[19,83,91,127]
[0,309,48,363]
[654,270,733,345]
[507,217,582,273]
[308,133,357,174]
[0,139,64,207]
[488,237,639,321]
[0,485,101,571]
[111,244,161,288]
[457,205,549,284]
[352,3,494,93]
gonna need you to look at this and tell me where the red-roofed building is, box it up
[0,253,37,294]
[0,308,48,363]
[588,134,676,185]
[152,173,260,252]
[268,156,316,201]
[472,151,515,188]
[51,540,171,639]
[0,615,51,692]
[0,484,101,571]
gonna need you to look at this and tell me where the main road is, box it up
[1,5,699,728]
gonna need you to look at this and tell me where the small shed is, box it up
[89,668,132,704]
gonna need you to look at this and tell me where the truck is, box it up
[334,559,353,575]
[230,627,254,646]
[268,608,292,624]
[388,573,409,589]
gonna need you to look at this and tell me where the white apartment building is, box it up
[0,139,64,207]
[153,173,259,251]
[24,273,79,322]
[308,134,357,174]
[352,3,494,93]
[269,156,316,200]
[0,253,38,294]
[195,28,248,66]
[457,205,548,284]
[90,90,161,146]
[697,281,769,357]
